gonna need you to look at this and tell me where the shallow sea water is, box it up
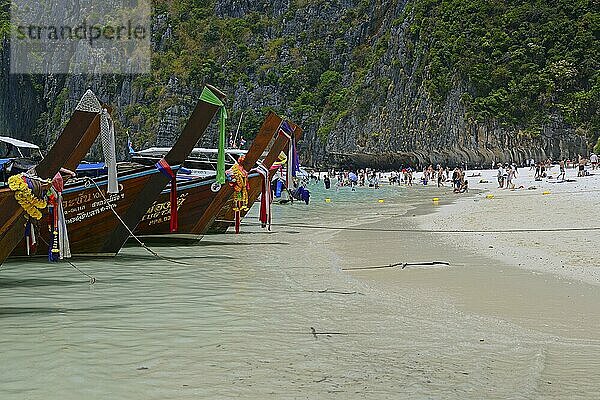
[0,182,598,399]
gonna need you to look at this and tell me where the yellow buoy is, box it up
[432,197,439,202]
[542,191,551,195]
[486,194,494,199]
[378,199,385,203]
[325,198,331,203]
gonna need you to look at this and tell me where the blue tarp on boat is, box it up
[76,163,106,171]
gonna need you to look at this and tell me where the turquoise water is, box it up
[1,182,598,399]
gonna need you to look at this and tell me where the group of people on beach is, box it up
[525,153,597,181]
[320,164,470,194]
[418,165,468,193]
[389,168,415,186]
[575,154,596,177]
[496,163,519,189]
[321,169,382,190]
[316,151,598,194]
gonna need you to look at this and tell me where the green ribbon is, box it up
[200,87,227,184]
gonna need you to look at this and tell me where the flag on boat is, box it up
[199,86,227,184]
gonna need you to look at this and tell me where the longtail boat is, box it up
[0,90,106,264]
[133,111,283,241]
[207,123,303,234]
[11,85,226,258]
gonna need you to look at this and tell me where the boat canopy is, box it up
[0,136,40,150]
[135,147,247,157]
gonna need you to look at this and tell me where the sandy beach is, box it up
[328,168,600,398]
[418,166,600,285]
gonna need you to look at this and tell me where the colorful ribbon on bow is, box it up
[156,159,178,232]
[199,87,228,184]
[254,165,272,231]
[47,172,71,261]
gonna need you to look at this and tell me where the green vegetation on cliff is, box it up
[404,0,599,139]
[148,0,598,144]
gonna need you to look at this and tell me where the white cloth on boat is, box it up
[75,90,102,113]
[100,108,118,194]
[76,89,119,194]
[57,191,71,259]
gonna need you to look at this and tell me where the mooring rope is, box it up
[82,177,189,266]
[65,259,97,283]
[37,235,96,284]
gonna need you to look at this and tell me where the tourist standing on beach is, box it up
[506,165,517,189]
[324,175,331,189]
[437,165,444,187]
[452,168,460,190]
[497,164,505,188]
[578,155,586,177]
[591,153,598,170]
[557,160,566,181]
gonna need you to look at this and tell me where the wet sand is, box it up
[336,170,600,398]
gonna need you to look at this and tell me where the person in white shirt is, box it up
[497,165,505,188]
[591,153,598,170]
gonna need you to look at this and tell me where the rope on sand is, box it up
[304,288,365,295]
[83,177,189,266]
[238,221,600,234]
[342,261,450,271]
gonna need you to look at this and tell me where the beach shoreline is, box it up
[416,167,600,286]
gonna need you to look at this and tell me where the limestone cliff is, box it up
[0,0,595,168]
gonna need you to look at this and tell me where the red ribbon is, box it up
[156,159,178,232]
[169,178,178,233]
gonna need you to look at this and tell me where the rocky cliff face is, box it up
[0,0,589,168]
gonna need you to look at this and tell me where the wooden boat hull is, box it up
[207,124,303,234]
[190,115,289,236]
[133,111,283,241]
[98,90,222,255]
[133,175,215,241]
[11,167,162,257]
[0,104,103,264]
[10,85,224,258]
